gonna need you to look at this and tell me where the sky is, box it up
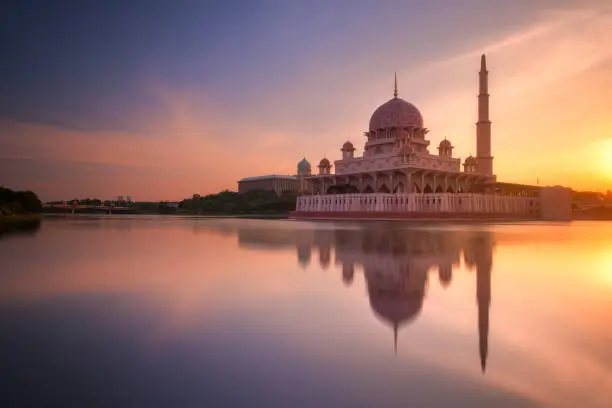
[1,0,611,201]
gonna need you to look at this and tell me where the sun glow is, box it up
[600,250,612,285]
[599,139,612,181]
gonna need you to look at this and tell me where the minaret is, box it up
[476,55,494,177]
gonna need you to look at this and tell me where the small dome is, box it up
[297,157,311,171]
[465,155,477,165]
[369,97,423,131]
[319,157,331,167]
[439,139,452,149]
[342,141,355,151]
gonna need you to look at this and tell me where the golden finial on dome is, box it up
[393,72,398,98]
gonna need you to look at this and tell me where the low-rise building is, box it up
[237,175,300,195]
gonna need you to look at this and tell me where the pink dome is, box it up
[369,97,423,131]
[342,141,355,150]
[319,157,331,167]
[465,155,477,165]
[367,284,423,327]
[439,139,452,149]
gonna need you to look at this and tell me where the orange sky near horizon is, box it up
[1,4,611,200]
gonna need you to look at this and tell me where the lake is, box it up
[1,217,611,407]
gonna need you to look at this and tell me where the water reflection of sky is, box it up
[0,218,611,407]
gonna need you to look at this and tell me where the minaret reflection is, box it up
[309,226,494,373]
[472,234,492,373]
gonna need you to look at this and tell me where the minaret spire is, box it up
[393,72,398,98]
[476,54,493,177]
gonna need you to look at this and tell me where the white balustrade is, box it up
[295,193,538,216]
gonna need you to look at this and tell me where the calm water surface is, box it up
[1,217,611,407]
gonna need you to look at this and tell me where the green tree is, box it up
[0,187,41,213]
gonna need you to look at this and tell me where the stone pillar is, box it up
[421,173,425,193]
[406,172,413,193]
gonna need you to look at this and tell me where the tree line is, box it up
[42,190,298,215]
[179,190,298,215]
[0,187,42,215]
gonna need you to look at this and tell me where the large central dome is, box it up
[369,97,424,131]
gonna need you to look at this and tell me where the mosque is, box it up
[286,55,572,220]
[297,55,494,196]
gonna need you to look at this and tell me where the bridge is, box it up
[42,204,132,214]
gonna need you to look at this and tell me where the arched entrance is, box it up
[377,184,391,193]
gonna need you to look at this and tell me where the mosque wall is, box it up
[295,193,539,217]
[539,186,572,221]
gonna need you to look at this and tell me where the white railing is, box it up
[296,193,538,215]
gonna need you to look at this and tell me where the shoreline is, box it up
[39,212,612,222]
[289,211,546,222]
[0,213,42,223]
[40,211,612,221]
[41,213,290,220]
[0,213,42,233]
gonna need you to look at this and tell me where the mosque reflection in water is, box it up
[239,225,492,373]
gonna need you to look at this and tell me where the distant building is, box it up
[126,196,132,203]
[237,175,301,195]
[573,191,605,209]
[117,196,124,202]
